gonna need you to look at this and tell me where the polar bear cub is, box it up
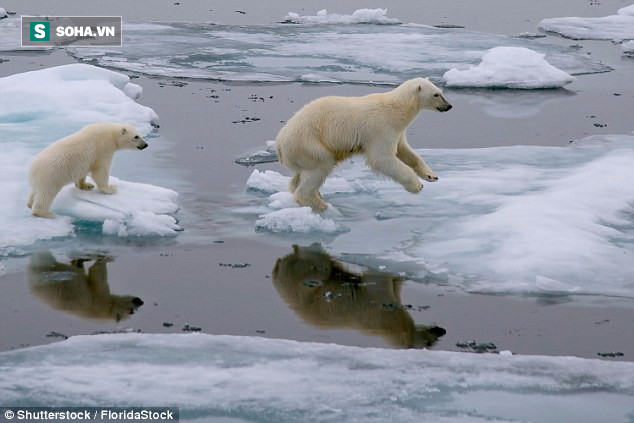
[275,77,452,211]
[27,122,148,218]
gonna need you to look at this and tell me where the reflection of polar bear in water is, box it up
[28,251,143,322]
[275,77,452,211]
[272,244,446,349]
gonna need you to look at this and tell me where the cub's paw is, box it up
[32,209,56,219]
[76,181,94,190]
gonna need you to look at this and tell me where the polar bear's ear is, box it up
[121,127,127,135]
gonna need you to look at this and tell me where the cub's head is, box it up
[411,77,452,113]
[117,124,148,150]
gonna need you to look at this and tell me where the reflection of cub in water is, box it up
[28,251,143,322]
[273,244,446,349]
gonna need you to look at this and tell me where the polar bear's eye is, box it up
[433,93,440,97]
[134,135,139,139]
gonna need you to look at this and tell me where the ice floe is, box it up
[539,4,634,41]
[1,333,633,423]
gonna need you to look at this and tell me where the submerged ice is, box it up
[1,333,633,423]
[0,64,179,258]
[58,10,610,86]
[239,135,634,302]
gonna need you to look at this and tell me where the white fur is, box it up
[275,77,452,211]
[27,122,148,218]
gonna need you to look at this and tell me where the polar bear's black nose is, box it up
[446,104,452,110]
[138,142,149,150]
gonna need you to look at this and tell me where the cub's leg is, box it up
[75,176,94,190]
[91,166,117,194]
[31,189,60,218]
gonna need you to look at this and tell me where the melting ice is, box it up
[238,135,634,302]
[0,64,180,259]
[37,10,610,86]
[1,333,633,423]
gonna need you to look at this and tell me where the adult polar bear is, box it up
[27,122,148,218]
[275,77,452,211]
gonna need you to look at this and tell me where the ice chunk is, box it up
[623,40,634,56]
[443,46,576,89]
[0,333,633,423]
[282,8,402,25]
[539,5,634,41]
[53,177,180,237]
[255,205,341,234]
[246,169,288,193]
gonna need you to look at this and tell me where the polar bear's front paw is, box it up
[404,179,423,193]
[100,184,117,194]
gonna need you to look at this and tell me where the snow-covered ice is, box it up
[237,135,634,303]
[0,63,158,138]
[255,204,341,234]
[283,8,402,25]
[0,333,632,423]
[623,40,634,56]
[443,46,576,89]
[0,12,50,51]
[0,64,179,258]
[540,4,634,41]
[51,10,610,85]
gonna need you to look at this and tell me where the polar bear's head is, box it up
[408,77,452,113]
[117,124,149,150]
